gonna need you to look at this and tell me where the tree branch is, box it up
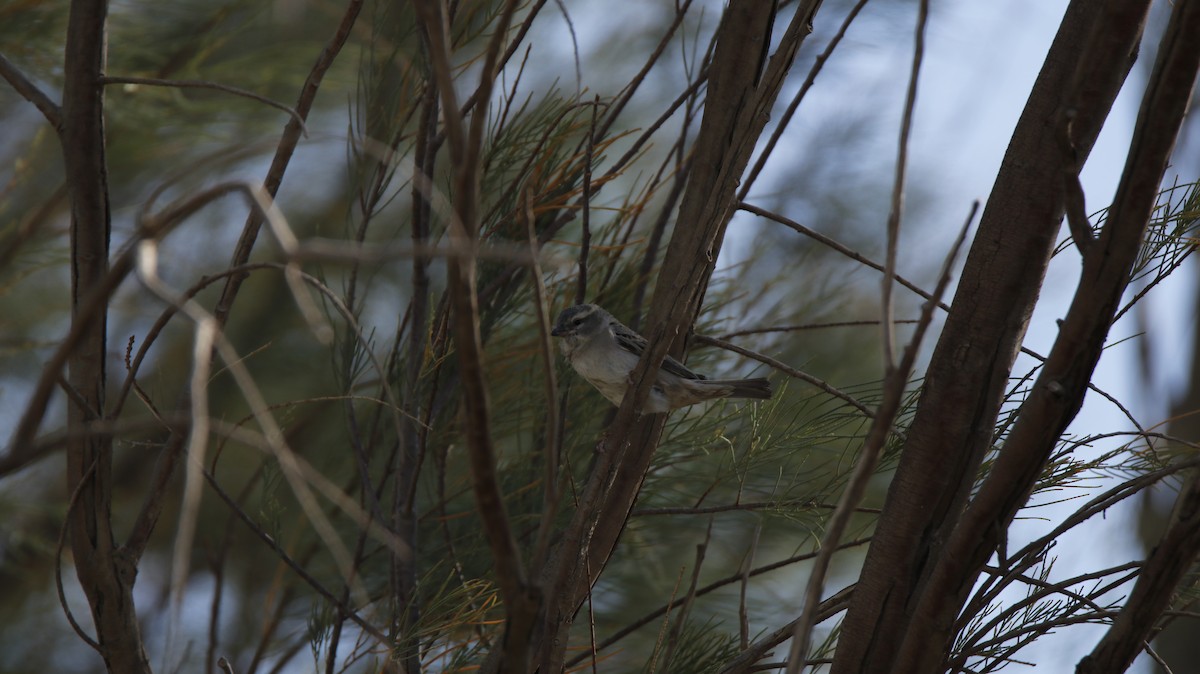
[1076,2,1200,666]
[0,52,62,130]
[60,0,151,669]
[894,0,1190,668]
[832,2,1148,670]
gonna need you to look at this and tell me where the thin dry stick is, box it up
[1141,642,1174,674]
[737,0,872,201]
[880,0,929,374]
[415,1,537,668]
[134,247,384,612]
[632,501,881,516]
[200,465,389,644]
[739,202,950,312]
[785,198,972,673]
[954,562,1141,666]
[662,520,713,670]
[719,319,920,339]
[648,564,689,674]
[719,585,857,674]
[138,242,218,669]
[55,459,102,652]
[595,0,697,141]
[212,410,413,558]
[242,183,333,343]
[567,538,873,669]
[213,0,364,325]
[740,523,763,650]
[100,75,308,134]
[291,237,541,264]
[120,183,406,570]
[525,189,563,572]
[693,334,876,420]
[576,96,598,305]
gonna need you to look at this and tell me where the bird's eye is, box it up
[572,318,584,326]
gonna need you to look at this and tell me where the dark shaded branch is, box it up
[0,52,62,129]
[832,2,1148,670]
[414,1,538,670]
[1076,4,1200,671]
[61,0,151,669]
[212,0,364,325]
[893,0,1186,669]
[538,3,824,671]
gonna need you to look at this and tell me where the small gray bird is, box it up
[550,303,772,413]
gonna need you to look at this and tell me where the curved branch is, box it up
[100,75,308,134]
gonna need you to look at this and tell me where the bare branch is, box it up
[894,0,1189,666]
[785,198,973,672]
[834,2,1150,668]
[100,75,308,135]
[213,0,364,325]
[879,0,930,374]
[693,333,878,421]
[0,52,62,129]
[739,202,949,311]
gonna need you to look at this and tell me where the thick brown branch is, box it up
[893,0,1190,669]
[832,2,1148,671]
[1076,1,1200,667]
[415,1,537,671]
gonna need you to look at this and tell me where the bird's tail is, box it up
[711,377,772,400]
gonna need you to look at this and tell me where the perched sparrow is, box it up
[550,303,772,413]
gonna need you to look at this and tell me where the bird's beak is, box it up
[550,326,566,337]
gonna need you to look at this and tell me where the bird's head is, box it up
[551,303,609,341]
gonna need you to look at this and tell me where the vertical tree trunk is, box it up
[62,1,152,672]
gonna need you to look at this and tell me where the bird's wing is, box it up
[611,321,706,381]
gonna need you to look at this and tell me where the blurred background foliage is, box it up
[2,0,1197,672]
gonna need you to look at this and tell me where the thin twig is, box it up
[576,95,598,305]
[719,585,856,674]
[785,195,972,672]
[201,468,389,643]
[737,0,871,201]
[739,202,950,311]
[662,520,713,670]
[56,459,102,652]
[719,319,920,339]
[526,189,563,572]
[740,523,762,650]
[694,334,877,421]
[879,0,929,375]
[100,75,309,135]
[648,565,688,674]
[567,538,872,669]
[213,0,364,326]
[632,500,881,516]
[135,247,389,613]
